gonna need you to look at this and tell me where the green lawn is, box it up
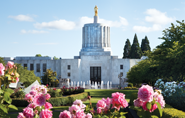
[7,89,137,118]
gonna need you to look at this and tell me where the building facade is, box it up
[4,7,141,86]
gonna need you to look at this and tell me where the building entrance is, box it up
[90,67,101,84]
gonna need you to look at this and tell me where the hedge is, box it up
[12,92,89,107]
[129,92,185,118]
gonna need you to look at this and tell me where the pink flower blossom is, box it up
[25,94,33,103]
[59,110,71,118]
[45,93,51,100]
[31,85,40,91]
[96,100,106,109]
[0,63,5,76]
[142,102,158,112]
[97,107,102,114]
[76,110,86,118]
[138,85,154,102]
[85,113,92,118]
[111,92,128,110]
[73,99,86,109]
[69,105,81,115]
[28,103,37,109]
[39,109,53,118]
[44,102,53,109]
[16,77,19,83]
[29,90,37,96]
[17,112,25,118]
[33,93,46,106]
[6,61,14,69]
[34,110,38,115]
[105,97,112,109]
[23,107,34,118]
[134,98,143,107]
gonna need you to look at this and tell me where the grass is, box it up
[7,89,137,118]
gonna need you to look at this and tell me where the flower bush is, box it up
[18,85,53,118]
[133,84,165,117]
[59,92,128,118]
[0,61,19,117]
[61,86,84,95]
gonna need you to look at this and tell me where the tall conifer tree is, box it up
[130,34,142,59]
[123,39,131,58]
[141,36,151,54]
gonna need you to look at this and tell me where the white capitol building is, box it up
[4,6,141,86]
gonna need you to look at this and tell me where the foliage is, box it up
[130,34,142,59]
[35,54,42,57]
[127,83,133,87]
[42,69,57,86]
[10,88,25,98]
[123,39,131,58]
[53,56,59,60]
[16,63,41,87]
[141,36,151,55]
[123,87,137,90]
[0,57,5,65]
[0,61,18,117]
[11,98,29,107]
[47,88,62,97]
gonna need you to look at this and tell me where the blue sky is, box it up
[0,0,184,58]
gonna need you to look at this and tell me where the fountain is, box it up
[81,81,82,87]
[83,82,85,88]
[95,82,98,89]
[77,81,79,87]
[110,81,112,89]
[74,81,76,87]
[101,81,103,89]
[107,81,109,89]
[89,80,91,89]
[71,81,73,87]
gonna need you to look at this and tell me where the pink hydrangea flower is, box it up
[0,63,5,76]
[85,113,92,118]
[33,93,46,106]
[69,105,81,115]
[5,61,14,69]
[76,110,86,118]
[59,110,71,118]
[138,85,154,102]
[142,102,158,112]
[17,112,25,118]
[39,109,53,118]
[25,94,33,103]
[96,100,106,109]
[44,102,53,109]
[29,90,37,96]
[73,99,86,109]
[45,93,51,100]
[23,107,34,118]
[134,98,143,107]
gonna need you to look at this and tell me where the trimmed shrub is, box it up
[11,98,29,107]
[47,89,62,97]
[128,83,133,87]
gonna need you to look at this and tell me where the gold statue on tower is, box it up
[94,5,98,16]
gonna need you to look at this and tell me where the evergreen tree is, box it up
[130,34,142,59]
[141,36,151,54]
[123,39,131,58]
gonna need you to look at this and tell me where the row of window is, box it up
[23,63,47,72]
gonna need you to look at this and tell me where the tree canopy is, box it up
[127,20,185,85]
[130,34,142,59]
[123,39,131,58]
[141,36,151,54]
[42,69,58,86]
[35,54,42,57]
[16,64,41,87]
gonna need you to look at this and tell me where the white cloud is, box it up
[34,20,76,30]
[78,16,128,28]
[133,9,175,33]
[145,9,174,25]
[8,15,34,22]
[133,24,162,33]
[12,42,18,44]
[35,43,58,45]
[21,30,48,34]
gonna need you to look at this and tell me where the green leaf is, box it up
[5,74,11,81]
[4,92,12,104]
[0,104,8,114]
[156,102,162,117]
[8,105,18,110]
[146,102,152,110]
[5,88,14,94]
[120,112,127,116]
[0,89,4,94]
[34,114,39,118]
